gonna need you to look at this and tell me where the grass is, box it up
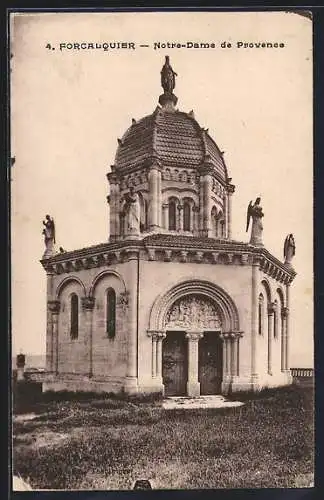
[12,385,314,490]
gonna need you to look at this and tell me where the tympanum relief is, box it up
[164,294,222,330]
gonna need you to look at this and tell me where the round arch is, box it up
[89,269,126,297]
[260,279,272,303]
[56,276,86,299]
[149,279,240,332]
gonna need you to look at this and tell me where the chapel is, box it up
[40,56,296,396]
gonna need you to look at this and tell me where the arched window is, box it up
[70,293,79,340]
[168,199,177,230]
[258,293,264,335]
[106,288,116,339]
[183,201,191,231]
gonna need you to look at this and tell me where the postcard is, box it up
[10,10,314,491]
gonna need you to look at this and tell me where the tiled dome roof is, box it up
[114,106,228,183]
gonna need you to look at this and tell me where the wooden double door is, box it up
[162,331,188,396]
[162,331,223,396]
[198,331,223,395]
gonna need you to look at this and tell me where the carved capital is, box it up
[252,255,264,267]
[118,291,130,309]
[81,296,96,311]
[227,183,235,195]
[228,331,243,340]
[185,331,204,341]
[281,307,289,319]
[219,332,239,342]
[48,300,60,314]
[124,249,139,261]
[267,302,276,316]
[147,330,166,340]
[146,159,162,172]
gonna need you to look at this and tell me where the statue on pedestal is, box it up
[42,214,56,257]
[161,55,177,93]
[284,234,296,266]
[159,56,178,107]
[121,187,140,238]
[246,197,264,246]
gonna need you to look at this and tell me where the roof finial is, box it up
[159,55,178,109]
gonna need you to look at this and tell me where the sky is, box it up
[10,11,313,366]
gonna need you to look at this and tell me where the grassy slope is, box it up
[12,386,314,490]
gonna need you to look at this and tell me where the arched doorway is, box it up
[148,279,242,397]
[162,293,223,396]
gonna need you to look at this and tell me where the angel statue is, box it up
[284,234,296,266]
[161,55,177,94]
[246,197,264,246]
[120,187,140,239]
[42,214,56,256]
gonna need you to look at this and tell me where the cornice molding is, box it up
[40,235,296,284]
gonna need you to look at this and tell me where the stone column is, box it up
[156,332,166,382]
[231,332,242,377]
[193,206,199,235]
[107,168,120,241]
[226,335,231,377]
[251,259,260,383]
[220,333,229,380]
[48,300,60,374]
[162,203,169,229]
[178,203,183,231]
[199,174,204,235]
[152,335,157,378]
[81,296,96,378]
[148,163,162,231]
[281,307,288,372]
[203,173,213,237]
[45,271,55,372]
[226,184,235,240]
[147,330,166,381]
[124,251,139,393]
[285,284,291,370]
[220,332,234,393]
[185,331,204,397]
[198,164,213,237]
[267,302,275,375]
[157,165,162,227]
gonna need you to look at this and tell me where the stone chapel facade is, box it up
[40,57,296,396]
